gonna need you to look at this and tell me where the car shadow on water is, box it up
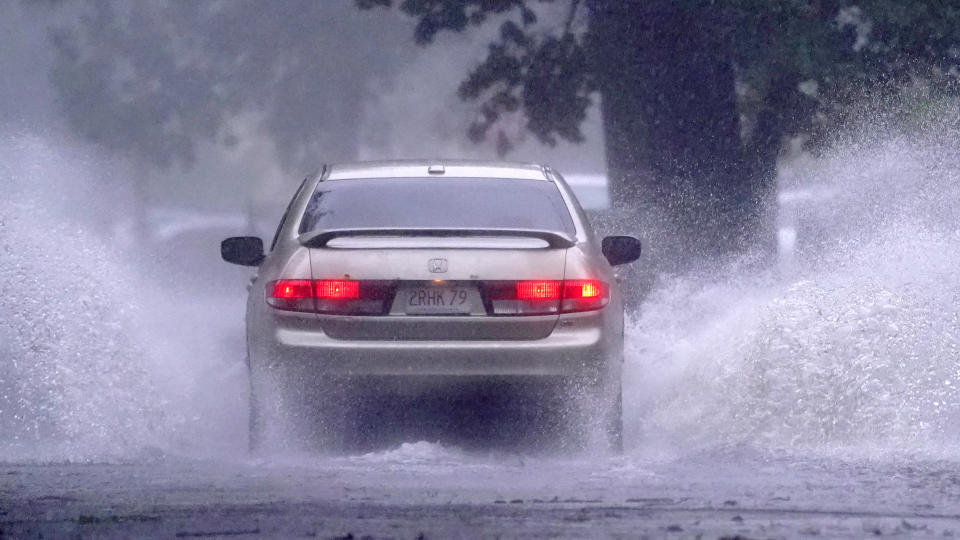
[290,377,577,455]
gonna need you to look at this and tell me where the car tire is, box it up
[248,361,314,453]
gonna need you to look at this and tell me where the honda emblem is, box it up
[428,258,448,273]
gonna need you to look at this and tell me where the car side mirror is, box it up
[602,235,641,266]
[221,237,265,266]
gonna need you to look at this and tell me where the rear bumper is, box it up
[250,312,617,377]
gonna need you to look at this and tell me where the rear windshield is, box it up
[298,177,576,235]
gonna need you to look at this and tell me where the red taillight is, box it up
[483,279,608,315]
[563,280,602,299]
[561,279,608,312]
[267,280,316,312]
[516,280,562,300]
[315,280,359,299]
[267,278,606,315]
[267,279,393,314]
[271,280,313,299]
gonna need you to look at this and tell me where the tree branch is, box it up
[563,0,581,36]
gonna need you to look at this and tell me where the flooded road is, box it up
[4,448,960,538]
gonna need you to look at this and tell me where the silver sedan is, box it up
[222,161,641,452]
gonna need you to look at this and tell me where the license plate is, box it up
[403,283,476,315]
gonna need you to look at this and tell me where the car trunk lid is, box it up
[306,232,568,340]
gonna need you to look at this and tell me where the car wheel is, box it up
[248,362,311,453]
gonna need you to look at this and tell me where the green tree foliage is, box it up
[358,0,596,154]
[360,0,959,255]
[361,0,959,154]
[733,0,959,147]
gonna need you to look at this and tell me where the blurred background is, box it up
[4,1,958,272]
[3,1,610,250]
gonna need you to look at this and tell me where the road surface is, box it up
[3,445,960,538]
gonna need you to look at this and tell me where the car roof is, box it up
[323,160,550,181]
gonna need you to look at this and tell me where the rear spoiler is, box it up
[300,228,576,249]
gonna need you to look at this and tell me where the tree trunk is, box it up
[587,0,770,266]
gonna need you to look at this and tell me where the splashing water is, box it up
[0,133,162,460]
[2,103,960,464]
[0,131,247,462]
[625,106,960,457]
